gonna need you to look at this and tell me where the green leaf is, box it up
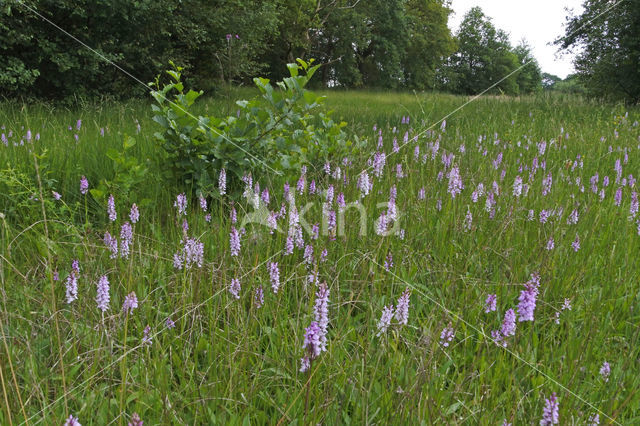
[105,148,120,161]
[287,63,299,77]
[123,136,136,149]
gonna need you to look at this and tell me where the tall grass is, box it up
[0,90,638,424]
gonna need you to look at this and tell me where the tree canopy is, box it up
[555,0,640,103]
[438,7,541,96]
[0,1,546,99]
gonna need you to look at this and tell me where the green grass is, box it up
[0,90,639,425]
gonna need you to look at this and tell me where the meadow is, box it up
[1,88,639,425]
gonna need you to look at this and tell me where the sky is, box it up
[447,0,585,78]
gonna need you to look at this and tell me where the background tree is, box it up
[440,7,521,95]
[555,0,640,103]
[513,41,542,94]
[401,0,456,90]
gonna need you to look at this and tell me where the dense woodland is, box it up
[1,0,639,102]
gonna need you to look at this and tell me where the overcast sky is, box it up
[448,0,585,78]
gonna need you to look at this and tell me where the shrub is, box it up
[150,59,356,197]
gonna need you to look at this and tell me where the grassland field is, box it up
[0,88,639,425]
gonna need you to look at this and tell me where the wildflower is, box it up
[440,324,455,347]
[373,151,386,177]
[384,251,393,271]
[471,183,484,203]
[539,209,550,224]
[254,285,264,308]
[130,203,139,224]
[299,356,311,373]
[546,237,555,251]
[614,188,622,206]
[320,248,328,262]
[122,292,138,314]
[268,262,280,293]
[484,294,497,313]
[107,194,117,221]
[296,173,306,194]
[314,283,330,351]
[513,176,523,198]
[230,206,237,224]
[377,305,394,336]
[418,187,426,200]
[588,413,600,425]
[309,179,316,194]
[590,173,599,193]
[199,195,207,212]
[120,222,133,259]
[303,321,323,359]
[542,172,553,195]
[332,166,342,181]
[567,209,578,225]
[165,317,175,329]
[572,234,580,252]
[463,209,473,232]
[447,165,464,198]
[141,325,152,346]
[261,188,270,205]
[183,238,204,268]
[128,412,143,426]
[64,415,82,426]
[631,191,638,219]
[218,168,227,195]
[173,237,204,270]
[357,170,372,197]
[539,392,559,425]
[394,288,411,325]
[599,361,610,382]
[174,193,187,216]
[52,191,62,200]
[230,226,241,257]
[501,309,517,337]
[284,236,294,255]
[517,276,539,322]
[300,321,323,372]
[96,275,110,312]
[229,278,241,299]
[65,260,80,304]
[615,158,622,183]
[304,244,314,265]
[104,231,118,259]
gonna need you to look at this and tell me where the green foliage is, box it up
[555,0,640,103]
[542,73,587,95]
[307,0,455,90]
[151,60,355,195]
[1,91,640,424]
[440,7,538,96]
[402,0,457,90]
[513,41,543,94]
[0,0,279,99]
[89,135,151,207]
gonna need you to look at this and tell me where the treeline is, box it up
[1,1,543,99]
